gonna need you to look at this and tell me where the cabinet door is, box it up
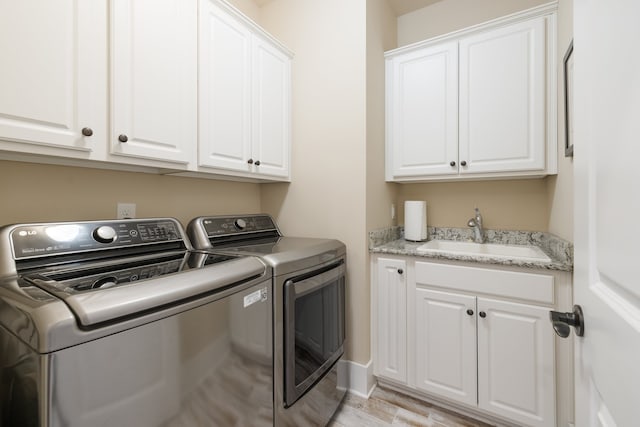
[375,258,407,383]
[251,36,291,179]
[459,17,546,174]
[111,0,196,165]
[414,288,477,406]
[477,297,555,427]
[198,0,253,172]
[0,1,106,157]
[387,42,458,178]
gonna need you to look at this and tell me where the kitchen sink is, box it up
[416,240,551,262]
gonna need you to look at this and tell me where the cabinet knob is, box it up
[466,309,474,316]
[247,159,254,164]
[461,160,467,166]
[81,127,93,137]
[449,161,456,167]
[397,268,403,275]
[255,160,261,166]
[479,311,487,318]
[118,134,128,143]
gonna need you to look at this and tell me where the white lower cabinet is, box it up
[373,256,568,427]
[374,258,407,383]
[476,298,554,427]
[414,288,477,406]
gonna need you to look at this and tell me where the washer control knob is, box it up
[93,226,117,244]
[234,218,247,230]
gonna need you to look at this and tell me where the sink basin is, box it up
[416,240,551,262]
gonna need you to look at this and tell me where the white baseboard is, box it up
[337,359,376,398]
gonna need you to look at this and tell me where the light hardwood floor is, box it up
[329,386,494,427]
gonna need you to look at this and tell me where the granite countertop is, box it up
[369,226,573,272]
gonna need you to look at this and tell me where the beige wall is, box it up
[397,0,550,46]
[258,0,369,363]
[398,179,549,231]
[547,0,573,242]
[367,0,398,231]
[0,161,261,226]
[365,0,398,365]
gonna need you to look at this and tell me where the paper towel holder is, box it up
[404,200,427,242]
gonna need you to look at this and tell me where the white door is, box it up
[0,0,106,156]
[387,42,458,178]
[375,258,407,383]
[111,0,196,165]
[198,0,252,172]
[459,17,546,174]
[251,36,291,179]
[573,1,640,425]
[414,288,476,406]
[477,298,554,427]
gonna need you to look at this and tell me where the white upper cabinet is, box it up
[251,37,291,178]
[459,17,546,175]
[198,0,253,172]
[198,0,292,181]
[387,42,458,177]
[0,0,291,181]
[110,0,197,166]
[0,1,107,159]
[385,5,557,182]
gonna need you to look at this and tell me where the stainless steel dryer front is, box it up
[188,214,347,427]
[0,218,273,427]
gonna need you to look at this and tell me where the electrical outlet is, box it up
[117,203,136,219]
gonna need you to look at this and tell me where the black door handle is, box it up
[549,305,585,338]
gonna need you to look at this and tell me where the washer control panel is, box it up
[11,219,183,260]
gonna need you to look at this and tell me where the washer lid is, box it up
[24,252,266,327]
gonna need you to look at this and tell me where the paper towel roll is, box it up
[404,201,427,241]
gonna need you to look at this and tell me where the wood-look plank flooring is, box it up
[329,386,494,427]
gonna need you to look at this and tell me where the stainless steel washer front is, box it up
[0,218,273,426]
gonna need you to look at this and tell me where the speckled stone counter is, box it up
[369,226,573,272]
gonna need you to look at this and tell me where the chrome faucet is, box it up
[467,207,484,243]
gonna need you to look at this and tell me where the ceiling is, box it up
[253,0,445,17]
